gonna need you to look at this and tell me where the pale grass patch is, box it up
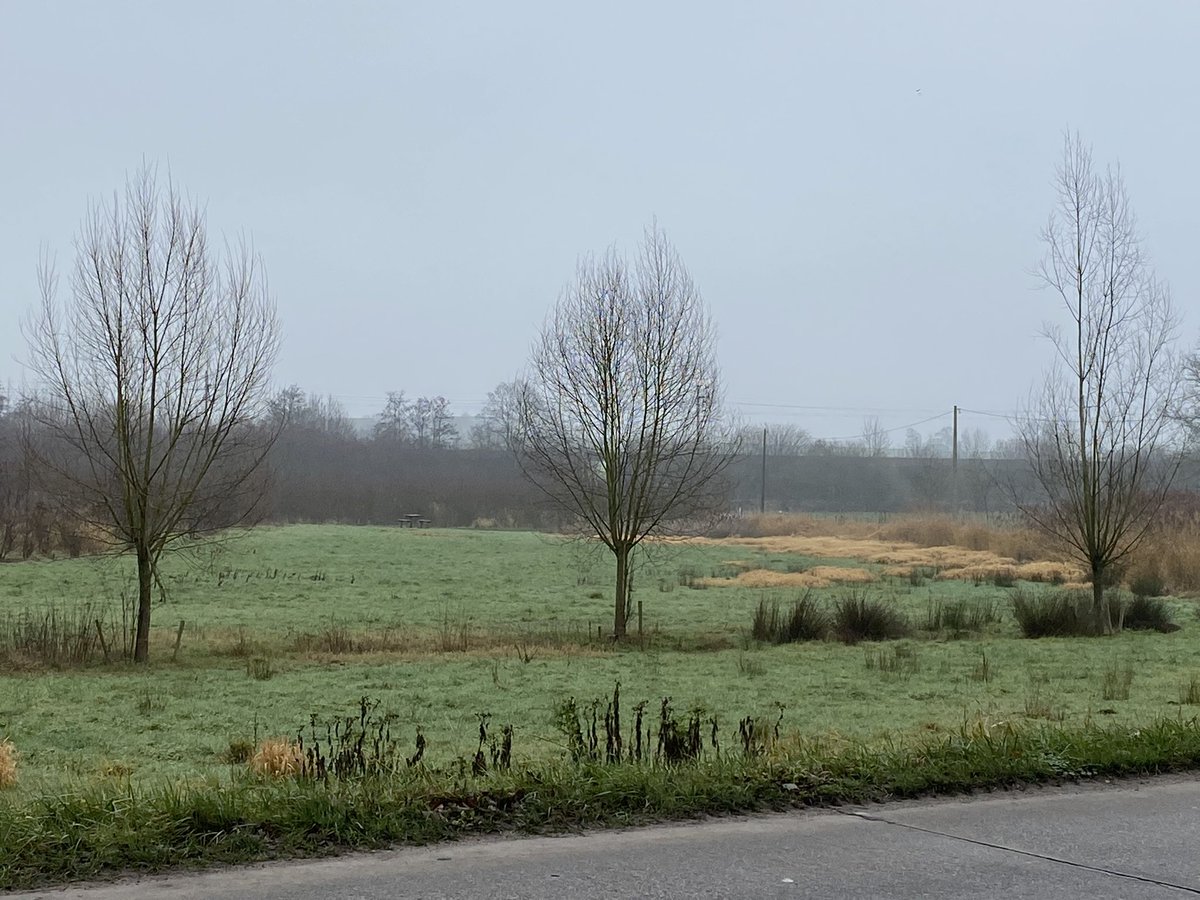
[693,529,1078,586]
[1130,524,1200,594]
[0,739,17,789]
[712,513,1050,563]
[249,738,303,778]
[941,561,1082,584]
[698,566,875,589]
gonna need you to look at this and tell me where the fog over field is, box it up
[2,1,1198,443]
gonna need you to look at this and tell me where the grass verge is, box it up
[3,717,1200,891]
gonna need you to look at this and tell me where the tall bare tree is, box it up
[411,396,457,449]
[518,224,734,639]
[861,416,890,457]
[24,166,280,662]
[373,391,413,444]
[1019,134,1184,633]
[470,381,523,450]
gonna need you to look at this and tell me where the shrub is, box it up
[1011,589,1093,638]
[1128,568,1166,599]
[1119,594,1176,632]
[248,739,303,778]
[1013,588,1176,637]
[833,591,908,644]
[750,593,829,643]
[0,739,16,789]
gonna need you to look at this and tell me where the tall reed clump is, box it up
[0,739,18,789]
[833,590,909,644]
[0,602,127,668]
[750,592,830,643]
[1012,588,1176,637]
[1011,589,1092,638]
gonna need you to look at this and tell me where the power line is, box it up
[731,400,946,416]
[814,411,952,443]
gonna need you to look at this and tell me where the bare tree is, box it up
[24,166,280,662]
[267,385,354,439]
[517,224,734,639]
[470,381,523,450]
[373,391,413,444]
[1019,134,1184,633]
[861,416,890,457]
[760,424,813,456]
[411,396,457,449]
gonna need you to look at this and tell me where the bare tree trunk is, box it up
[1091,564,1113,635]
[134,542,153,663]
[613,543,630,640]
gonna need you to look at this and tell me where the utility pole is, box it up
[951,405,959,513]
[952,405,959,471]
[760,427,767,514]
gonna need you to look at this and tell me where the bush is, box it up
[833,591,908,644]
[751,593,829,643]
[1128,568,1167,599]
[1011,589,1093,638]
[1119,594,1176,632]
[1013,588,1177,637]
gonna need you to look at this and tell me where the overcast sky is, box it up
[2,1,1198,444]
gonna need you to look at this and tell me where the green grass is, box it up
[1,524,1199,886]
[0,525,1197,792]
[3,717,1200,890]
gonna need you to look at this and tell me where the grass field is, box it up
[2,522,1199,799]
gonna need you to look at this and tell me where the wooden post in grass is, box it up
[638,600,643,637]
[172,620,186,661]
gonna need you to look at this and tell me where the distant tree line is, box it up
[8,379,1200,540]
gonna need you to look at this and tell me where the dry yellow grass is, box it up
[708,512,1200,592]
[697,566,875,589]
[697,518,1084,586]
[718,513,1050,562]
[937,561,1083,584]
[0,739,17,789]
[249,738,303,778]
[1129,523,1200,595]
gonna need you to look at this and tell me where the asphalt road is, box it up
[12,777,1200,899]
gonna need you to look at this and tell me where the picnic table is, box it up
[400,514,430,528]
